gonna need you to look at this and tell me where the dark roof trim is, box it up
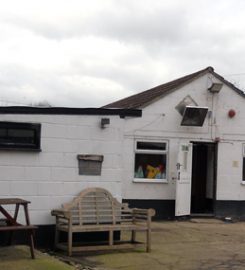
[0,106,142,118]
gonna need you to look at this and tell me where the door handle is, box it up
[176,163,182,170]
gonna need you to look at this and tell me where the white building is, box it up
[0,108,140,222]
[0,67,245,244]
[105,66,245,219]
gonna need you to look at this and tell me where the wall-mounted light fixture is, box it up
[208,83,223,93]
[101,118,110,129]
[181,106,208,126]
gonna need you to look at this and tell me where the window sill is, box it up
[133,178,168,183]
[240,182,245,185]
[0,148,41,152]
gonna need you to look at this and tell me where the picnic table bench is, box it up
[0,198,37,259]
[51,187,155,256]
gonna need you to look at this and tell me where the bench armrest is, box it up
[51,209,71,219]
[132,208,155,217]
[131,208,155,224]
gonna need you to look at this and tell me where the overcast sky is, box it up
[1,0,245,107]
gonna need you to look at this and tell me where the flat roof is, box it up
[0,106,142,118]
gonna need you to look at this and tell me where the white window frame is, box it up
[133,140,168,183]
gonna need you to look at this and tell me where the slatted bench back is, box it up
[62,188,133,226]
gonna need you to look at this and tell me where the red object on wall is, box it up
[228,109,236,118]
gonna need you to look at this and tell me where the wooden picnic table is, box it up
[0,198,37,259]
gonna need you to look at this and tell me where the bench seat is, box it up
[57,223,148,232]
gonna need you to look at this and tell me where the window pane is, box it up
[0,129,7,136]
[135,153,166,179]
[137,142,166,151]
[8,129,34,138]
[0,128,7,142]
[8,129,35,144]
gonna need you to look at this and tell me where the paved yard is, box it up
[2,220,245,270]
[77,219,245,270]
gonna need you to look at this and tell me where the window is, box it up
[243,145,245,181]
[0,122,41,150]
[134,141,168,182]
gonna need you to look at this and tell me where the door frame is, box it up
[190,141,218,215]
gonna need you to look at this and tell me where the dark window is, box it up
[136,142,166,151]
[0,122,41,150]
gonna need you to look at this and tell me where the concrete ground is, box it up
[74,219,245,270]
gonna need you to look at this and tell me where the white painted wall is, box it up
[122,73,245,203]
[0,114,125,224]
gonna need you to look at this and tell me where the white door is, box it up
[175,142,193,216]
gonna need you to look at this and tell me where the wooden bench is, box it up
[51,187,155,256]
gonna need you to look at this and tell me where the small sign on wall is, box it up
[232,161,239,168]
[77,155,104,175]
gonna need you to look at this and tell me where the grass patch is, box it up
[0,245,74,270]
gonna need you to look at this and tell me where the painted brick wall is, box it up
[0,114,124,224]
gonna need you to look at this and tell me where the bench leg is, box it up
[54,227,60,250]
[131,230,136,243]
[68,229,72,256]
[109,230,113,246]
[29,230,35,259]
[8,231,14,245]
[146,229,151,253]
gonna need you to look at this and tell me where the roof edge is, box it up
[209,70,245,98]
[0,106,142,118]
[138,67,213,109]
[103,66,213,109]
[103,66,245,109]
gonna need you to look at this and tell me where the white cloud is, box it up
[0,0,244,107]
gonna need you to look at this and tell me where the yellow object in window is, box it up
[146,165,157,179]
